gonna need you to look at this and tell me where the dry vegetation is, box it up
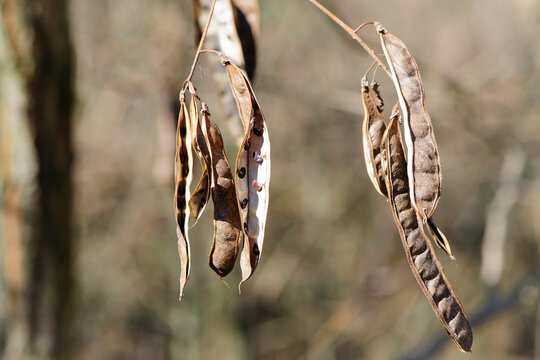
[2,0,540,359]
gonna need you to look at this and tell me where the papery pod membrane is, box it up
[188,95,212,221]
[425,218,456,261]
[378,25,442,221]
[379,103,400,191]
[361,77,387,197]
[202,104,243,277]
[381,118,472,352]
[174,97,194,299]
[371,81,384,113]
[221,59,270,288]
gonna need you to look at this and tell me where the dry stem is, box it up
[307,0,391,78]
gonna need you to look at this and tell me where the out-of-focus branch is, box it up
[480,147,526,290]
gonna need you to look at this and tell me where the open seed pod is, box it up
[221,57,270,288]
[188,94,212,222]
[361,76,388,197]
[174,95,194,299]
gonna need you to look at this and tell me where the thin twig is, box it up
[307,0,391,78]
[354,21,374,33]
[184,0,217,90]
[200,49,223,57]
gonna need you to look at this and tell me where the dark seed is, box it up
[244,141,250,151]
[179,153,187,163]
[244,223,248,233]
[253,243,260,256]
[180,126,187,137]
[240,198,248,209]
[237,167,246,179]
[253,127,264,136]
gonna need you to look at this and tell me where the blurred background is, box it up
[1,0,539,359]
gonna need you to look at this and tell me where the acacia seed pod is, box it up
[221,59,271,289]
[379,26,442,220]
[361,77,388,197]
[187,95,212,221]
[381,117,472,352]
[202,104,242,277]
[174,97,194,299]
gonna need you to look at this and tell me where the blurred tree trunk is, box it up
[1,0,76,359]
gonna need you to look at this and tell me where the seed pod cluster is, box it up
[175,54,270,297]
[359,24,472,352]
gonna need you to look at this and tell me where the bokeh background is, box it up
[1,0,539,359]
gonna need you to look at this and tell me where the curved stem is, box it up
[200,49,223,57]
[354,21,374,33]
[185,0,217,85]
[307,0,391,78]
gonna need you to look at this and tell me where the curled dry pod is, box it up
[381,117,472,352]
[361,77,388,197]
[174,96,194,299]
[188,95,212,221]
[202,104,243,277]
[222,58,270,288]
[379,25,442,220]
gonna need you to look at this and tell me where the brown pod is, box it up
[223,55,253,130]
[202,104,242,277]
[188,95,212,221]
[174,96,193,299]
[379,26,442,220]
[222,58,271,288]
[382,118,472,352]
[361,77,388,197]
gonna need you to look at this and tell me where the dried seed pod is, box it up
[194,0,245,68]
[361,77,387,197]
[379,26,442,220]
[425,218,456,261]
[194,0,258,145]
[221,59,270,288]
[174,96,194,299]
[202,104,243,277]
[188,95,212,221]
[231,0,259,80]
[381,117,472,352]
